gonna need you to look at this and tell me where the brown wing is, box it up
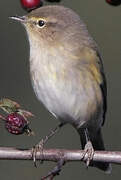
[84,47,107,126]
[96,51,107,126]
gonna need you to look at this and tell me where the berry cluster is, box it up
[20,0,121,12]
[0,98,33,135]
[5,113,31,135]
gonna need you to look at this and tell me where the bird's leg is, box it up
[82,128,94,167]
[41,158,65,180]
[31,123,64,167]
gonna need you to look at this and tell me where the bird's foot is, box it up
[31,123,63,167]
[82,141,94,168]
[31,139,44,167]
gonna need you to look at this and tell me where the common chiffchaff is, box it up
[11,5,111,172]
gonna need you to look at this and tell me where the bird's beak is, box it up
[9,16,27,23]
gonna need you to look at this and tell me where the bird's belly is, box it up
[31,66,103,129]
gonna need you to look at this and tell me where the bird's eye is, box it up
[37,20,45,27]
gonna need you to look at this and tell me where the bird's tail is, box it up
[78,128,111,173]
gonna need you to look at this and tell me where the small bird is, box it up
[11,5,111,173]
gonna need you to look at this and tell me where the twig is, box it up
[0,147,121,164]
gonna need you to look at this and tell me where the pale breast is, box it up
[30,52,103,129]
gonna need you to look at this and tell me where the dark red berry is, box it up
[105,0,121,6]
[20,0,43,12]
[5,113,29,135]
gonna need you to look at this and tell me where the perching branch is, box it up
[0,147,121,164]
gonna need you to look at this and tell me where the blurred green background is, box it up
[0,0,121,179]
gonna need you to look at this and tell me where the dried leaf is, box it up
[0,98,20,113]
[18,109,34,118]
